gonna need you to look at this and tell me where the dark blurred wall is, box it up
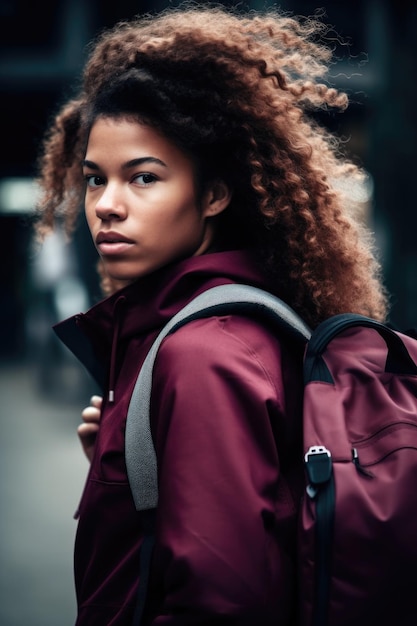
[366,1,417,328]
[1,0,416,363]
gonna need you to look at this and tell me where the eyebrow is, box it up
[82,156,168,170]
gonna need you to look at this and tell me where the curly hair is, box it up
[35,3,388,327]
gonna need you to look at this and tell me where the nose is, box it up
[94,183,127,221]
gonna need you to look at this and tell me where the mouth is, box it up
[96,231,135,255]
[96,231,134,244]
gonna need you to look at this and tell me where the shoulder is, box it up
[155,313,290,395]
[162,312,282,355]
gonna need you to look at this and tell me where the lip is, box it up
[96,231,135,245]
[96,231,135,256]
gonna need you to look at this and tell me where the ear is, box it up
[201,179,233,218]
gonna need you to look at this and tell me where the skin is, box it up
[79,395,102,462]
[79,116,232,459]
[83,116,231,287]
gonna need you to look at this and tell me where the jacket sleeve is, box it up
[146,314,301,626]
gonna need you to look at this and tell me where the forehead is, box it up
[85,116,194,169]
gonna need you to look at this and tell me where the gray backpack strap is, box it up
[125,283,311,511]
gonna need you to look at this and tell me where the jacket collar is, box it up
[53,249,273,390]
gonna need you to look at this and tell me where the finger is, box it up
[81,406,101,423]
[77,422,99,463]
[77,422,100,438]
[90,395,103,409]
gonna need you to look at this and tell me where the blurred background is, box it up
[0,0,416,624]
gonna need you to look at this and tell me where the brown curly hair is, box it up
[35,3,388,327]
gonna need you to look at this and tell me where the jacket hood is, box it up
[53,249,274,390]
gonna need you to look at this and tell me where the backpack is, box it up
[125,283,417,626]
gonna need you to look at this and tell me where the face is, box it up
[83,117,230,285]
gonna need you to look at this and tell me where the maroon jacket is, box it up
[54,250,304,626]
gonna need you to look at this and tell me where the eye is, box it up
[134,173,158,186]
[85,174,105,188]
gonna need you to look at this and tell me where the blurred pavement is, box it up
[0,361,92,626]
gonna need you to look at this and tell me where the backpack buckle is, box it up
[305,445,332,491]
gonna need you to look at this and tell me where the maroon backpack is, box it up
[126,284,417,625]
[299,313,417,625]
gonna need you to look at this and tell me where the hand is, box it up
[78,395,102,462]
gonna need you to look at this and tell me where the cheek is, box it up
[84,215,98,246]
[84,213,92,235]
[168,206,203,240]
[84,203,96,230]
[168,187,202,227]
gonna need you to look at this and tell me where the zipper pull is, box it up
[352,448,374,478]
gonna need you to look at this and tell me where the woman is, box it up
[36,5,387,625]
